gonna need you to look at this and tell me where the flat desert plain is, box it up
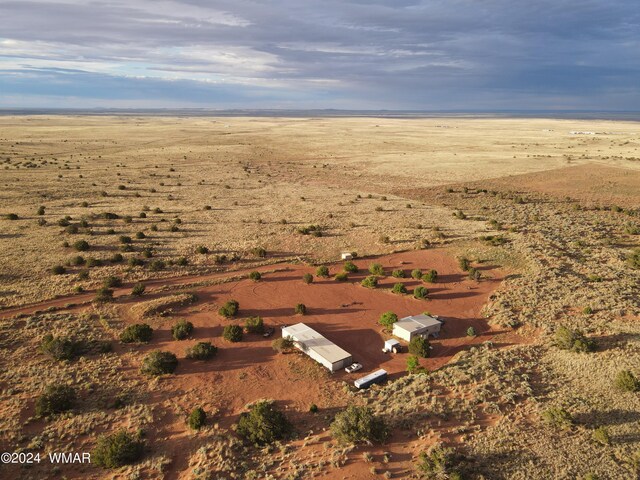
[0,116,639,479]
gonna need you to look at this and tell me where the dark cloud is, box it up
[0,0,638,108]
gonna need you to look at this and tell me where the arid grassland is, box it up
[0,116,639,479]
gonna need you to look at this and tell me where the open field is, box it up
[0,116,639,479]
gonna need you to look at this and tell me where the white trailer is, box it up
[281,323,352,372]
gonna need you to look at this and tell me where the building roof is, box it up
[282,323,351,364]
[394,314,441,333]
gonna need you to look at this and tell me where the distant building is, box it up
[341,252,353,260]
[392,314,442,342]
[281,323,352,372]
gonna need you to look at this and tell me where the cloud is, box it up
[0,0,638,109]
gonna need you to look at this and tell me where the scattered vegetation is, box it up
[219,299,239,318]
[223,324,243,342]
[330,405,389,444]
[171,320,194,340]
[361,275,379,288]
[35,384,76,417]
[553,326,597,353]
[409,336,431,358]
[92,430,144,469]
[120,323,153,343]
[237,400,292,445]
[186,342,218,360]
[140,351,178,376]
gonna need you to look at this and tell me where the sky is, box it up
[1,0,639,110]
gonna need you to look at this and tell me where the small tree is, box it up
[245,316,265,334]
[92,430,144,468]
[391,269,405,278]
[316,265,329,277]
[103,276,122,288]
[334,272,348,282]
[391,283,407,294]
[120,324,153,343]
[219,299,239,318]
[223,324,243,342]
[51,265,66,275]
[172,320,194,340]
[41,335,80,361]
[614,370,639,392]
[249,271,262,281]
[186,342,218,360]
[369,263,384,276]
[409,336,430,358]
[272,337,294,353]
[344,261,359,273]
[361,276,378,288]
[466,326,476,337]
[95,287,114,303]
[413,286,428,299]
[131,283,146,296]
[196,245,209,254]
[406,355,420,374]
[592,426,611,445]
[140,351,178,376]
[237,400,292,445]
[330,405,389,444]
[73,239,90,251]
[554,326,596,353]
[295,303,307,315]
[379,311,398,330]
[188,407,206,430]
[35,384,76,417]
[421,269,438,283]
[302,273,314,284]
[411,269,422,280]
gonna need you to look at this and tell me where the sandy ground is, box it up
[0,115,639,480]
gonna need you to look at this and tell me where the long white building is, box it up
[281,323,352,372]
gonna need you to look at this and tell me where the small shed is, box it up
[383,339,401,353]
[393,314,442,342]
[341,252,353,260]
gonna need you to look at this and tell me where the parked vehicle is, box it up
[345,362,363,373]
[263,327,275,337]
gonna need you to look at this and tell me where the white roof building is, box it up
[341,252,353,260]
[281,323,353,372]
[392,314,442,342]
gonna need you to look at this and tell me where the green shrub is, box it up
[421,269,438,283]
[219,299,239,318]
[149,259,165,271]
[92,430,144,469]
[5,213,19,220]
[140,351,178,376]
[309,403,319,413]
[391,283,407,294]
[466,326,476,337]
[41,335,80,361]
[413,286,428,299]
[316,265,329,277]
[131,283,146,296]
[95,287,114,303]
[250,247,267,258]
[627,249,640,269]
[272,337,294,353]
[35,384,76,417]
[294,303,307,315]
[542,407,573,430]
[592,426,611,445]
[391,269,405,278]
[583,306,593,315]
[37,206,46,215]
[196,245,209,254]
[51,264,66,275]
[468,267,481,281]
[417,444,460,479]
[188,407,207,430]
[369,263,384,275]
[249,271,262,281]
[330,405,388,444]
[411,269,422,279]
[186,342,218,360]
[406,355,421,373]
[553,326,596,353]
[302,273,313,284]
[120,324,153,343]
[172,320,194,340]
[69,255,85,266]
[379,311,398,329]
[361,276,378,288]
[458,257,470,271]
[409,336,430,358]
[223,324,243,342]
[334,272,348,282]
[71,239,89,251]
[237,400,292,445]
[344,261,358,273]
[135,231,145,239]
[614,370,639,392]
[103,276,122,288]
[245,316,264,334]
